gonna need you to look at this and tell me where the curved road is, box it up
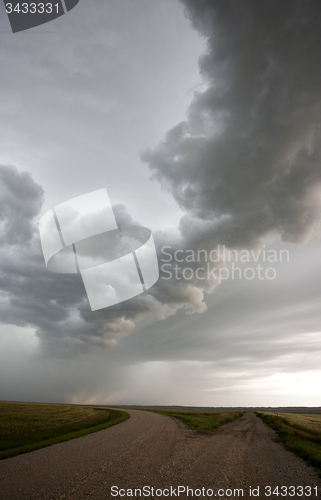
[0,411,320,499]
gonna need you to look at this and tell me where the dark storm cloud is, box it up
[0,165,44,245]
[0,164,209,357]
[0,164,89,354]
[0,165,138,355]
[3,1,321,361]
[142,0,321,248]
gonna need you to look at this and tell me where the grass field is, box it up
[256,412,321,475]
[0,401,129,459]
[141,408,244,433]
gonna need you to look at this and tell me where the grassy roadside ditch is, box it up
[0,401,129,460]
[256,412,321,476]
[137,408,244,433]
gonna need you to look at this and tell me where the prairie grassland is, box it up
[144,409,244,432]
[278,412,321,435]
[0,401,129,459]
[256,412,321,476]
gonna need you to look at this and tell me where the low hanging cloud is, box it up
[142,0,321,248]
[0,164,211,357]
[0,165,44,246]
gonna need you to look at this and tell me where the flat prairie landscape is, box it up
[1,407,321,500]
[0,401,129,459]
[278,412,321,433]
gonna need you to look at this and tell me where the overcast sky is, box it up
[1,0,321,407]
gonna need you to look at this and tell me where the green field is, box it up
[141,408,244,433]
[256,412,321,475]
[0,401,129,459]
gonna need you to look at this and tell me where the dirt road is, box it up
[0,411,320,499]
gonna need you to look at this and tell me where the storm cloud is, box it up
[2,0,321,384]
[0,164,211,357]
[142,0,321,248]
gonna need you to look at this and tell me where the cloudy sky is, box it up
[1,0,321,407]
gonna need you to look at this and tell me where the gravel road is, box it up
[0,411,320,499]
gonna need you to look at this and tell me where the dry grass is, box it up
[277,413,321,435]
[0,401,129,459]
